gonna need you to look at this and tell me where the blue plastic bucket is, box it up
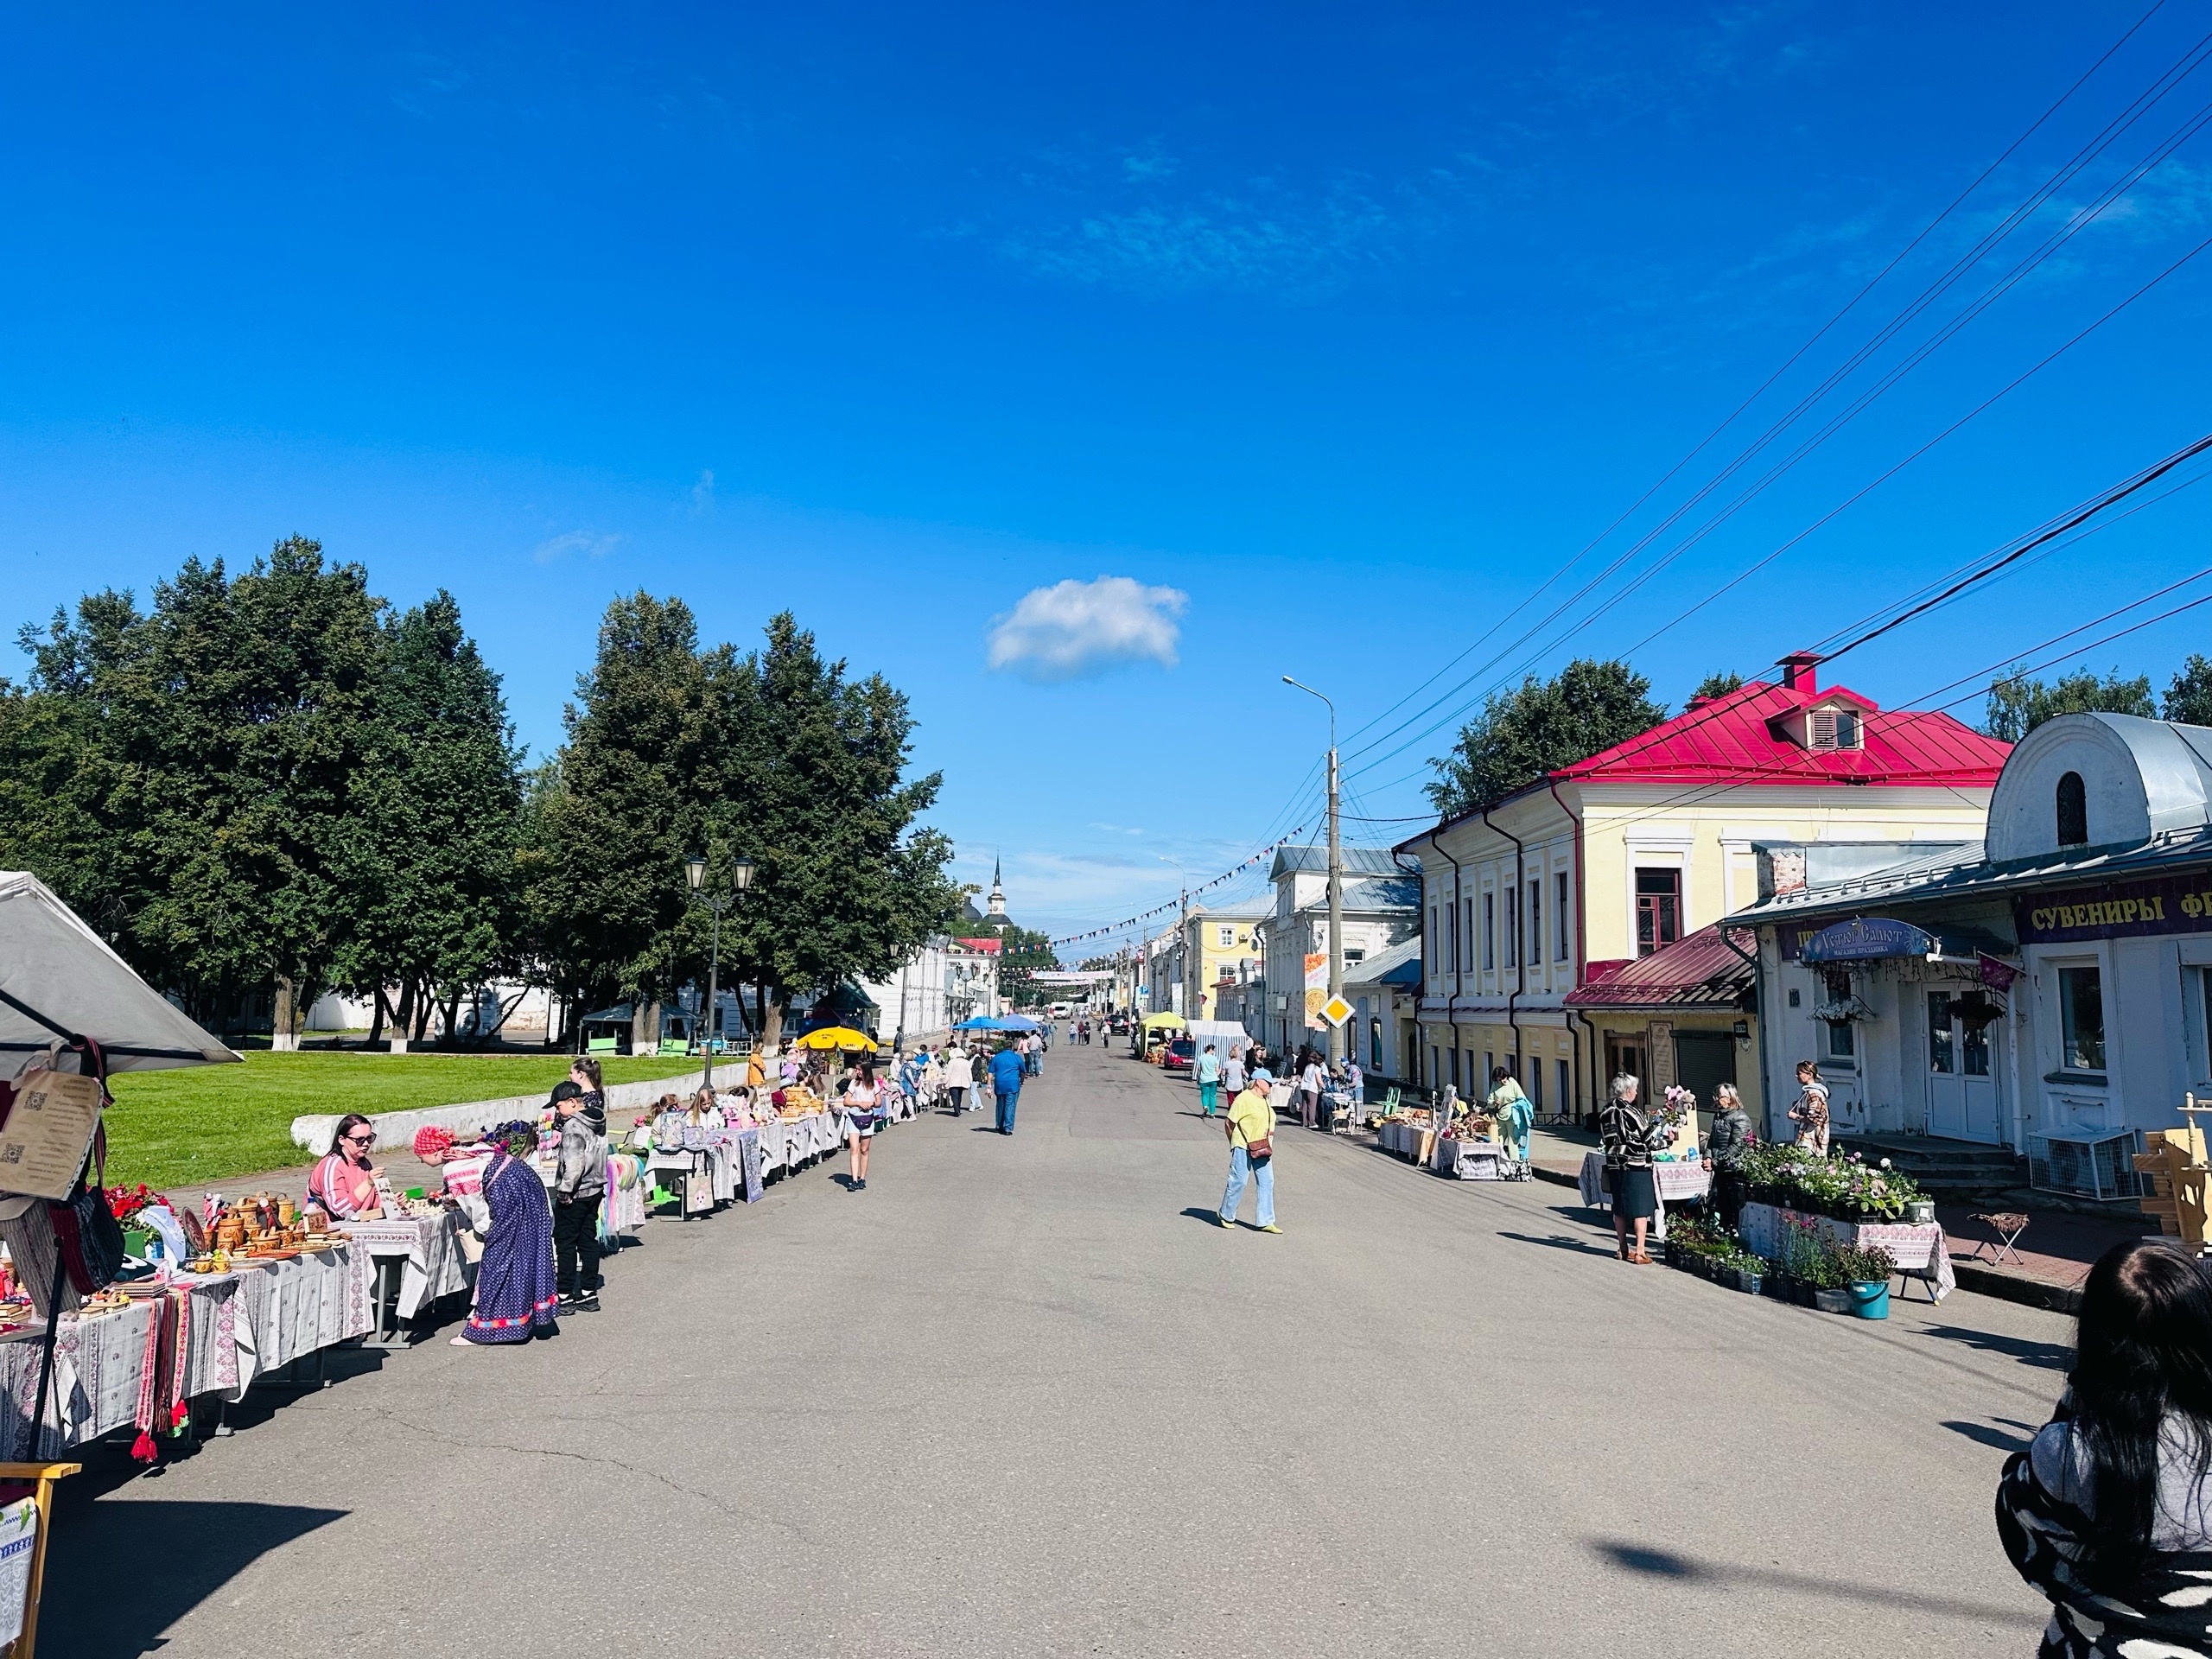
[1847,1281,1891,1320]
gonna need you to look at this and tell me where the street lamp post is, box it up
[1282,676,1343,1066]
[684,853,754,1094]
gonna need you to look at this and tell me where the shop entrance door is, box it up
[1924,989,2002,1143]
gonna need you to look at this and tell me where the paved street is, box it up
[55,1044,2065,1656]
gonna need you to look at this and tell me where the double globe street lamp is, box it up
[683,852,754,1093]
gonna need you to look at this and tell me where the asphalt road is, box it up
[51,1043,2067,1656]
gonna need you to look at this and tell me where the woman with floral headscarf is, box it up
[450,1121,559,1346]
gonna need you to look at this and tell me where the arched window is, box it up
[2057,771,2088,848]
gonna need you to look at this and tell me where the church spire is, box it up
[988,857,1007,920]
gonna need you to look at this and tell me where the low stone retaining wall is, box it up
[290,1073,702,1157]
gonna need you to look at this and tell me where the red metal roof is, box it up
[1563,925,1755,1009]
[1553,676,2010,789]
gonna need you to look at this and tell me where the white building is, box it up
[1252,845,1420,1057]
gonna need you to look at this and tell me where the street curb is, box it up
[1951,1262,2082,1316]
[1532,1166,1579,1190]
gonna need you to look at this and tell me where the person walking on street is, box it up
[550,1078,607,1312]
[990,1039,1026,1135]
[1196,1043,1223,1117]
[1220,1046,1246,1112]
[1601,1073,1662,1265]
[1788,1060,1831,1157]
[1298,1052,1325,1130]
[1219,1073,1281,1232]
[1024,1030,1041,1077]
[944,1045,971,1116]
[842,1064,884,1190]
[1704,1082,1753,1229]
[1486,1066,1532,1171]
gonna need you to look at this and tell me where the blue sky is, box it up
[7,3,2212,947]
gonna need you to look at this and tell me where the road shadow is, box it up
[1179,1206,1229,1229]
[1589,1539,2043,1630]
[43,1497,348,1655]
[1943,1418,2036,1452]
[1497,1230,1617,1257]
[1920,1324,2071,1371]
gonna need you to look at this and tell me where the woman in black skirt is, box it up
[1600,1073,1662,1264]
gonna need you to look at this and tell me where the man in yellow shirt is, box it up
[1219,1072,1281,1232]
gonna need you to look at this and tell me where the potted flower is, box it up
[1835,1243,1897,1319]
[105,1183,167,1259]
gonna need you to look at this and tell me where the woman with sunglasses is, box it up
[306,1113,386,1220]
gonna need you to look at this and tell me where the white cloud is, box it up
[532,529,624,563]
[690,468,715,516]
[986,575,1188,681]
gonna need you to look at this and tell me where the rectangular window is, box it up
[1557,1058,1572,1116]
[1217,925,1235,948]
[1555,871,1570,962]
[1483,893,1496,971]
[1504,887,1516,969]
[1826,1015,1856,1059]
[1635,868,1681,957]
[1529,1064,1542,1110]
[1927,991,1955,1075]
[1963,1018,1992,1077]
[1462,897,1473,973]
[1529,880,1541,975]
[1370,1017,1382,1072]
[2059,964,2107,1073]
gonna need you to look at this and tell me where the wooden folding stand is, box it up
[2134,1096,2212,1252]
[0,1460,80,1659]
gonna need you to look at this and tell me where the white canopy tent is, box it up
[0,871,236,1073]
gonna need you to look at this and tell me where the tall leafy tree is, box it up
[996,925,1061,1009]
[1984,665,2156,743]
[1691,670,1745,701]
[2164,655,2212,728]
[333,591,524,1044]
[1426,658,1668,817]
[5,538,384,1029]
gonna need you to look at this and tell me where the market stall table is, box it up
[335,1212,470,1345]
[1737,1201,1956,1300]
[1577,1153,1712,1241]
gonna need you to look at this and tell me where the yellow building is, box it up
[1394,658,2011,1123]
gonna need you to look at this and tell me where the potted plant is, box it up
[1835,1243,1897,1320]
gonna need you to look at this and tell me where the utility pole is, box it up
[1284,677,1343,1066]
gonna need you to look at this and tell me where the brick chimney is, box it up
[1777,651,1822,693]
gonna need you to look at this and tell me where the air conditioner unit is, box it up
[2029,1129,2141,1202]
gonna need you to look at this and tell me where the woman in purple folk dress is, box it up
[451,1121,560,1346]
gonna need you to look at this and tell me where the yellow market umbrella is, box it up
[794,1026,875,1052]
[1140,1012,1186,1030]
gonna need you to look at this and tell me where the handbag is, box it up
[1245,1133,1273,1167]
[45,1038,124,1295]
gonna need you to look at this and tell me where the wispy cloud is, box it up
[986,575,1187,681]
[533,529,624,563]
[690,468,715,516]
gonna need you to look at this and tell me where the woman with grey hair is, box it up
[1600,1072,1662,1264]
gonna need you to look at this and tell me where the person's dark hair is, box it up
[572,1055,603,1089]
[2069,1239,2212,1587]
[329,1114,373,1157]
[859,1065,874,1084]
[1491,1066,1510,1084]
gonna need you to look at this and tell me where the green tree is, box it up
[1984,665,2156,743]
[2164,655,2212,727]
[1691,670,1745,702]
[715,613,962,1043]
[996,925,1062,1009]
[1426,658,1669,817]
[333,591,524,1045]
[5,538,385,1032]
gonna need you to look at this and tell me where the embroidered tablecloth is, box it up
[336,1213,471,1319]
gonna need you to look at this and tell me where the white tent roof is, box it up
[0,871,237,1073]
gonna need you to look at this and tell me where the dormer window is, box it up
[2057,771,2088,848]
[1809,708,1863,750]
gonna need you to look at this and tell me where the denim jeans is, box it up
[1220,1146,1274,1226]
[1024,1052,1039,1077]
[997,1087,1020,1135]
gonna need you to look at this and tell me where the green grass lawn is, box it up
[105,1052,705,1191]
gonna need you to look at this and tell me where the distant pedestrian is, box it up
[452,1121,560,1346]
[842,1065,883,1191]
[1024,1030,1041,1077]
[1486,1066,1531,1169]
[944,1045,972,1116]
[1220,1046,1247,1106]
[1196,1043,1223,1116]
[990,1040,1026,1135]
[1298,1052,1325,1129]
[1788,1060,1831,1157]
[1600,1073,1662,1266]
[1218,1074,1280,1232]
[550,1078,607,1312]
[1999,1238,2212,1656]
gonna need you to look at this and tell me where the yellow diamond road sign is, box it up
[1320,995,1355,1027]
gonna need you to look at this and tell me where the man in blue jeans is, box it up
[989,1040,1027,1135]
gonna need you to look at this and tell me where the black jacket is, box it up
[1706,1107,1752,1170]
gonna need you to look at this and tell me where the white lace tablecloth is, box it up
[336,1213,471,1319]
[1577,1153,1712,1206]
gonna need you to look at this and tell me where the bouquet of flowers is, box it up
[105,1183,167,1224]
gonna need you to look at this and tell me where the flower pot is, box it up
[1795,1281,1821,1307]
[1716,1266,1741,1292]
[1814,1287,1855,1315]
[1737,1272,1762,1296]
[1847,1280,1890,1319]
[121,1227,150,1259]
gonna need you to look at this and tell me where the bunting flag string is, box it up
[1046,825,1308,947]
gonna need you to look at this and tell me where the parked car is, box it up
[1162,1037,1197,1072]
